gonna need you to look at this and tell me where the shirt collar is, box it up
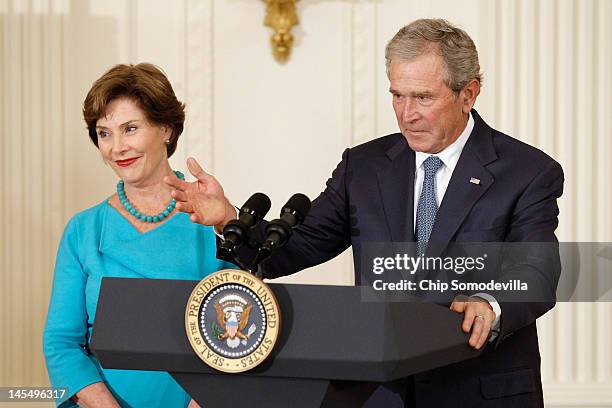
[415,111,474,172]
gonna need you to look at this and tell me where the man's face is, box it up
[389,53,475,153]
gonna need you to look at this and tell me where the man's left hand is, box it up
[450,295,496,350]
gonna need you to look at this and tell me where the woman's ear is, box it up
[160,125,172,139]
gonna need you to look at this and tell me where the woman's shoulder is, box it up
[64,199,111,232]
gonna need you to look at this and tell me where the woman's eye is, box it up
[126,126,137,133]
[97,130,109,138]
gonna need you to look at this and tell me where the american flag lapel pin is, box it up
[469,177,481,185]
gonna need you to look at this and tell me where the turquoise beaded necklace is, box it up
[117,170,185,223]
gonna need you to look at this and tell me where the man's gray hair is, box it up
[385,19,483,92]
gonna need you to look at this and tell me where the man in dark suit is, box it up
[167,18,563,407]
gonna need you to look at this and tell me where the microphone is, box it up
[254,193,311,265]
[220,193,272,259]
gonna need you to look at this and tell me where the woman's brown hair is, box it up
[83,63,185,157]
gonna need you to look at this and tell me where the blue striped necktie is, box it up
[415,155,443,256]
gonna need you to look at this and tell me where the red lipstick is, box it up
[115,157,139,167]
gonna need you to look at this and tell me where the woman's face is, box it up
[95,97,171,187]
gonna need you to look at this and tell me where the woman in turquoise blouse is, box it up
[43,63,233,407]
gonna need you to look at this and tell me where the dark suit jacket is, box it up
[259,109,564,407]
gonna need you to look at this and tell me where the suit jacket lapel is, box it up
[377,137,416,242]
[427,110,498,257]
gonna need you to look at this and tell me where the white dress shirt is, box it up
[412,112,501,339]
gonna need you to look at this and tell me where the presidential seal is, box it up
[185,269,281,373]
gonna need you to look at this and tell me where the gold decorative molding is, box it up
[263,0,299,63]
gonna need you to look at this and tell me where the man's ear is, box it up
[461,79,481,114]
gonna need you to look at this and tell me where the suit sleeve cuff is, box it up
[214,205,239,238]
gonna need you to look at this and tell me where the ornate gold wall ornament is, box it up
[263,0,299,63]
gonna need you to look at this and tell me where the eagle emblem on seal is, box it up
[213,294,257,349]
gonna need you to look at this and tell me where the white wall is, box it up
[1,0,610,406]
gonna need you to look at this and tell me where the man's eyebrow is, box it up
[410,90,433,96]
[388,88,433,97]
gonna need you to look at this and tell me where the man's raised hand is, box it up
[164,157,236,231]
